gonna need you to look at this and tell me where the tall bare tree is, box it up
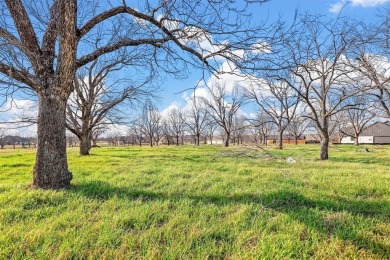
[129,118,144,146]
[250,110,275,145]
[0,0,268,188]
[167,107,186,146]
[339,95,376,145]
[287,115,310,145]
[201,82,244,147]
[244,79,299,149]
[204,119,218,145]
[0,128,8,149]
[66,55,155,155]
[140,101,161,147]
[265,15,360,159]
[185,96,209,146]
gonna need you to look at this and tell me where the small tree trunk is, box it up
[320,134,329,160]
[278,130,283,150]
[33,95,72,189]
[294,135,298,145]
[354,133,359,146]
[224,133,230,147]
[176,136,179,146]
[197,134,200,146]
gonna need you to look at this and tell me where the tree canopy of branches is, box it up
[66,55,156,155]
[0,0,267,188]
[201,82,244,147]
[244,79,299,149]
[263,15,362,159]
[339,95,376,145]
[139,101,161,147]
[166,107,186,145]
[185,96,209,146]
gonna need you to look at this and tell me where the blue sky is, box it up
[1,0,390,135]
[160,0,390,111]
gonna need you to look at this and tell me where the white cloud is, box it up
[160,102,181,119]
[103,124,129,137]
[330,1,345,13]
[330,0,390,13]
[351,0,390,7]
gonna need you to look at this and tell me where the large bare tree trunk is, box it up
[79,133,91,155]
[33,95,72,188]
[32,0,76,189]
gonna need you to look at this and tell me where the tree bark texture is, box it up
[320,135,329,160]
[33,95,72,188]
[224,133,230,147]
[32,0,77,188]
[354,134,360,146]
[79,134,91,155]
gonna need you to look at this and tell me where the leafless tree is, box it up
[161,120,173,146]
[66,55,156,155]
[140,101,161,147]
[129,118,144,146]
[338,95,376,145]
[204,120,218,145]
[185,96,209,146]
[167,108,186,145]
[244,79,299,149]
[0,0,268,188]
[91,126,107,147]
[66,133,78,147]
[249,110,275,145]
[341,15,390,122]
[231,115,248,145]
[266,15,361,159]
[0,128,8,149]
[287,115,310,145]
[201,82,244,147]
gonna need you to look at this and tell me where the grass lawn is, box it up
[0,144,389,259]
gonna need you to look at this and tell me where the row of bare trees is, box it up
[123,80,312,148]
[243,14,390,160]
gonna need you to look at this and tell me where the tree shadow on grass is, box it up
[329,155,389,165]
[70,181,390,257]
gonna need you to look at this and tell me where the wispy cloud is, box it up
[330,0,390,13]
[330,1,346,13]
[352,0,390,7]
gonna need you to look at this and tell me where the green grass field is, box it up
[0,144,389,259]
